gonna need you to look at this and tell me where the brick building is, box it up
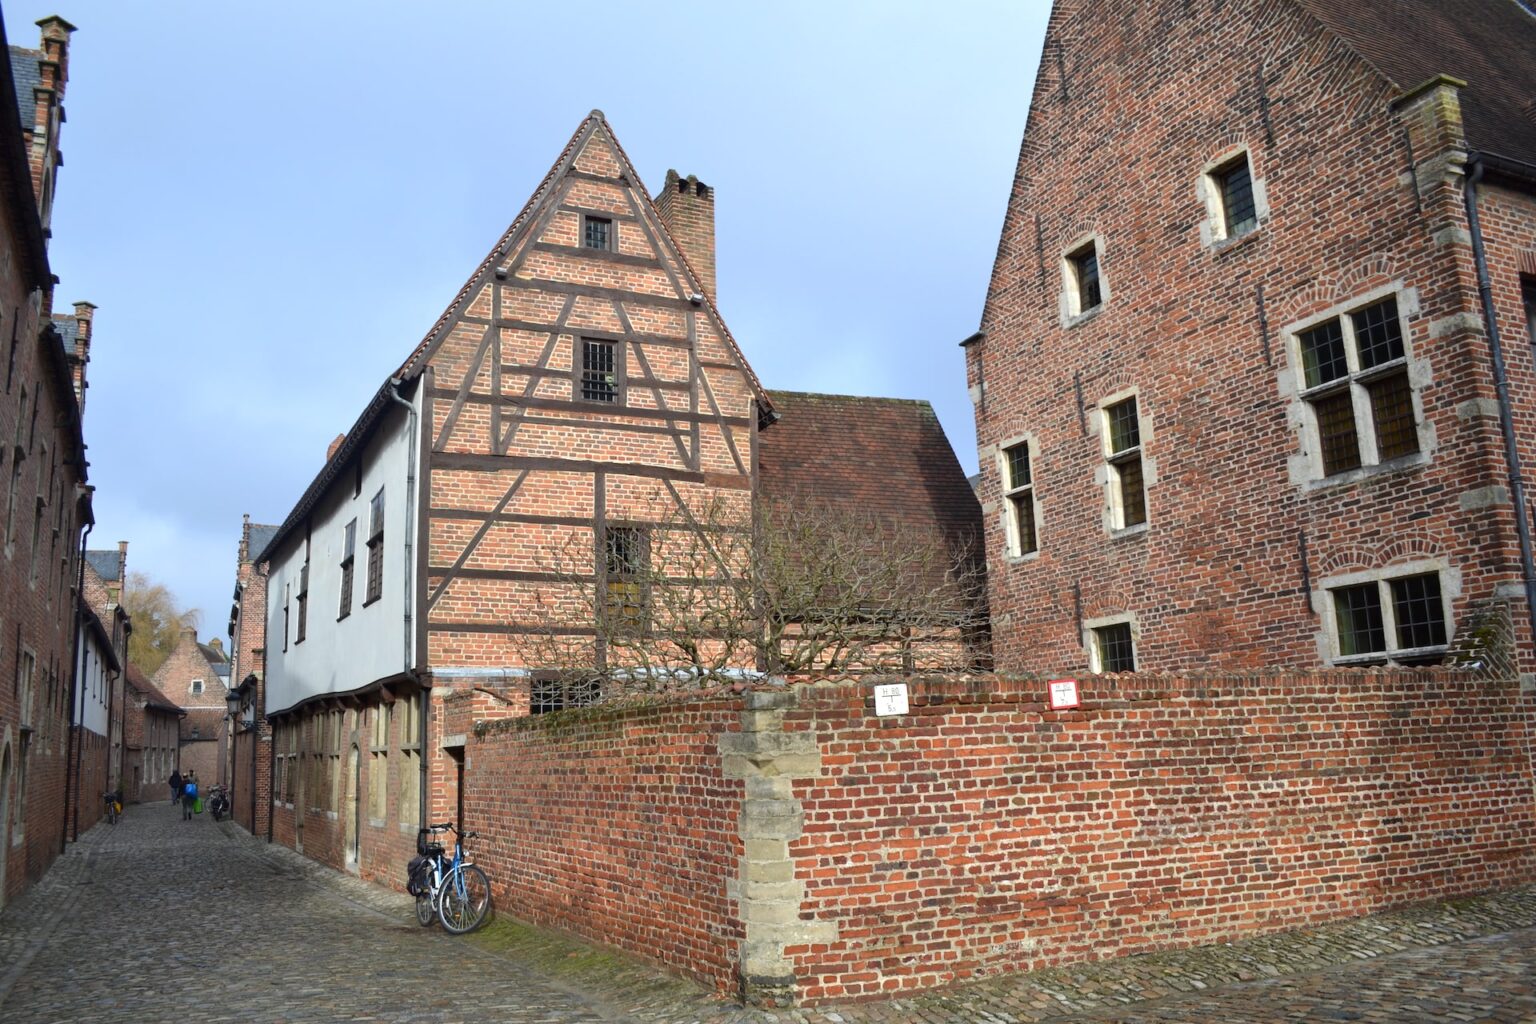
[246,111,981,886]
[121,663,181,804]
[0,14,96,909]
[225,515,277,836]
[69,545,129,836]
[967,0,1536,677]
[150,627,229,789]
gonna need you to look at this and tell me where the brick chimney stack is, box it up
[25,17,75,236]
[70,300,95,415]
[655,169,716,303]
[326,433,346,462]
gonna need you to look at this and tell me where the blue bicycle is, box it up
[410,822,492,933]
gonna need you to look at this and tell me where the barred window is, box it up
[1091,622,1136,673]
[581,340,619,403]
[1002,441,1037,556]
[531,675,603,715]
[1104,396,1146,529]
[605,525,649,630]
[583,215,613,251]
[1294,295,1420,477]
[1329,570,1447,664]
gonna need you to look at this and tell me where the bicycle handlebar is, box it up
[421,822,480,840]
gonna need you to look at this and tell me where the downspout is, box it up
[1464,157,1536,655]
[385,378,429,827]
[64,519,91,845]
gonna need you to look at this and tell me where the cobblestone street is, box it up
[2,803,1536,1023]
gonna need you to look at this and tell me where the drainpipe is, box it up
[385,378,429,827]
[1463,157,1536,655]
[64,519,91,845]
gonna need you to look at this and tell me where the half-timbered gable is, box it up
[416,111,769,684]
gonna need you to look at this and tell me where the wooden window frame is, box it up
[338,518,356,620]
[582,214,616,252]
[364,487,385,607]
[577,336,625,406]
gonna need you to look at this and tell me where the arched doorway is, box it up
[344,744,360,869]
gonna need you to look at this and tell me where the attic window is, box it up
[1216,155,1257,239]
[190,679,204,695]
[583,215,614,251]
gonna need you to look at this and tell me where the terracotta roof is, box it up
[125,663,182,714]
[1294,0,1536,169]
[757,390,982,541]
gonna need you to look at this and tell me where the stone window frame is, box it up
[1281,283,1433,490]
[1314,558,1458,667]
[995,432,1041,560]
[368,703,389,825]
[1091,386,1155,537]
[1059,234,1109,327]
[190,678,204,696]
[1197,145,1269,250]
[1083,612,1138,673]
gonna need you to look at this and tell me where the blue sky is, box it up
[5,1,1049,634]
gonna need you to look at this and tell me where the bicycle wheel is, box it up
[414,889,436,927]
[436,864,491,934]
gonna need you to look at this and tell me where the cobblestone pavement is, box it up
[2,802,1535,1023]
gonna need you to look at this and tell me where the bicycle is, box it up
[408,822,492,934]
[102,790,120,825]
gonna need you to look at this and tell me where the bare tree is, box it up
[121,570,200,676]
[525,489,986,694]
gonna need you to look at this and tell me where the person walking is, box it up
[168,769,182,805]
[181,772,199,821]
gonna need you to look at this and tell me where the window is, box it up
[1103,396,1147,529]
[1001,440,1038,556]
[1215,156,1257,239]
[605,525,648,630]
[369,704,389,821]
[399,692,422,827]
[1090,621,1136,673]
[1066,241,1103,316]
[190,679,204,696]
[1522,277,1535,350]
[338,518,356,619]
[1294,294,1419,477]
[580,339,619,403]
[365,487,385,605]
[295,536,310,644]
[531,675,603,714]
[582,215,614,251]
[1329,570,1448,665]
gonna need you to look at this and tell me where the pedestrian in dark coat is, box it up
[169,769,182,805]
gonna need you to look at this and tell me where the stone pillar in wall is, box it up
[720,686,835,1007]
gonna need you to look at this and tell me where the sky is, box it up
[4,0,1050,637]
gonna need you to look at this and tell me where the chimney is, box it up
[207,637,224,656]
[239,512,252,563]
[327,433,346,462]
[70,300,95,415]
[654,169,716,303]
[28,17,75,236]
[108,539,128,605]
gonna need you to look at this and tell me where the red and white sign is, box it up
[1048,678,1080,710]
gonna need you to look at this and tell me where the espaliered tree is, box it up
[526,490,988,694]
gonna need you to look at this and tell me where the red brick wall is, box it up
[458,691,746,994]
[970,0,1536,676]
[780,672,1536,1003]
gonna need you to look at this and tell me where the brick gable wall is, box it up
[969,0,1534,676]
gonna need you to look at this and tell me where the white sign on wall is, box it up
[1048,678,1080,710]
[873,683,910,717]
